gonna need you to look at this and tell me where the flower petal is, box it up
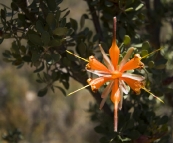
[110,79,120,103]
[119,47,134,71]
[101,81,114,98]
[121,77,142,94]
[99,44,114,71]
[87,77,111,91]
[119,80,130,94]
[122,73,145,81]
[120,54,144,73]
[109,17,120,70]
[86,69,112,77]
[86,56,110,73]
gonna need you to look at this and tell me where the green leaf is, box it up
[104,0,113,7]
[123,35,131,45]
[94,126,107,134]
[46,0,56,11]
[46,13,56,29]
[135,4,144,11]
[157,116,168,125]
[44,54,52,63]
[148,61,155,69]
[77,42,87,56]
[142,41,150,50]
[32,52,40,63]
[70,18,78,31]
[41,31,50,45]
[53,27,68,36]
[80,15,85,29]
[36,79,43,83]
[127,130,140,139]
[50,39,61,46]
[28,34,42,45]
[18,13,25,23]
[34,62,45,73]
[1,9,6,20]
[54,86,66,96]
[141,50,148,57]
[38,87,48,97]
[57,0,63,5]
[62,10,70,18]
[125,7,134,12]
[0,38,4,44]
[125,119,134,130]
[22,56,31,62]
[36,20,44,33]
[52,53,61,62]
[60,18,66,27]
[55,10,61,24]
[11,2,18,11]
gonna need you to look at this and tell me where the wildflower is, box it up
[66,17,163,132]
[85,17,146,131]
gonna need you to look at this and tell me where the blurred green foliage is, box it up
[0,0,173,143]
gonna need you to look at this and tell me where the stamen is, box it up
[141,47,163,59]
[66,50,89,62]
[67,85,90,96]
[142,87,164,103]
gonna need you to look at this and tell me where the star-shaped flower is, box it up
[86,17,145,131]
[66,16,163,132]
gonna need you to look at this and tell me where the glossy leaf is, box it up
[41,31,50,45]
[135,4,144,11]
[123,35,131,46]
[142,41,150,50]
[28,34,42,45]
[53,27,68,36]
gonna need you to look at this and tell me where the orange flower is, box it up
[85,17,146,132]
[67,17,163,132]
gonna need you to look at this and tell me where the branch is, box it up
[144,0,162,49]
[86,0,104,42]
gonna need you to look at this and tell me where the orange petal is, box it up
[120,54,143,73]
[121,77,141,94]
[110,79,120,103]
[86,56,110,73]
[88,77,111,91]
[111,79,121,132]
[109,39,120,70]
[110,79,120,132]
[109,17,120,70]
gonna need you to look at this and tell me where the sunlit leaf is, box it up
[53,27,68,36]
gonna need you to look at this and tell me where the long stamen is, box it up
[66,50,89,62]
[141,47,163,59]
[67,85,90,96]
[113,17,117,40]
[142,87,164,103]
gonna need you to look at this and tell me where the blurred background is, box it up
[0,0,173,143]
[0,0,100,143]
